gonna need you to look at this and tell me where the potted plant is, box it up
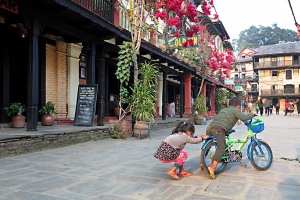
[194,95,207,125]
[5,102,26,128]
[39,101,56,126]
[130,62,158,138]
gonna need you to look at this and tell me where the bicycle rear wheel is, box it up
[200,141,227,174]
[250,140,273,171]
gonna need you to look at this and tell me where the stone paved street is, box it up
[0,113,300,200]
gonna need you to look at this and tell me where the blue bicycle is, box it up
[200,118,273,174]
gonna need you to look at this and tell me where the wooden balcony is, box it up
[72,0,114,23]
[260,89,300,97]
[254,60,300,69]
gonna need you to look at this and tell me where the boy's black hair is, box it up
[229,97,241,107]
[178,122,195,134]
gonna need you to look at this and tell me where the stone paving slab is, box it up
[0,114,300,199]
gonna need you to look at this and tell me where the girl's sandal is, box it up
[166,171,180,180]
[207,167,216,179]
[180,171,193,177]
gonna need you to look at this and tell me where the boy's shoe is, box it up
[166,171,180,180]
[207,167,216,179]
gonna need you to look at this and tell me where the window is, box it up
[241,67,246,72]
[272,71,278,76]
[286,69,292,79]
[271,57,277,66]
[284,84,294,94]
[251,84,257,91]
[293,55,299,65]
[234,74,238,79]
[271,85,276,90]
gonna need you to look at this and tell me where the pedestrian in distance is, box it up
[205,97,255,179]
[264,98,270,116]
[275,103,280,115]
[154,121,208,180]
[243,101,248,113]
[284,100,291,116]
[269,102,273,115]
[296,99,300,115]
[255,103,259,115]
[257,99,264,116]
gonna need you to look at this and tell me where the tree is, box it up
[233,23,300,52]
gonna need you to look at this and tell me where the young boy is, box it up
[206,97,255,179]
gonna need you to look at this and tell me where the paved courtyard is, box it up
[0,113,300,200]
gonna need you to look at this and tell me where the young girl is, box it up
[154,122,208,180]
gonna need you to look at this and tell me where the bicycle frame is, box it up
[203,128,265,161]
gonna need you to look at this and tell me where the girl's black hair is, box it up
[178,122,195,134]
[171,121,184,134]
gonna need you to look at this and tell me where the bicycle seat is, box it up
[225,129,235,136]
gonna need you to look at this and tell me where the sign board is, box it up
[168,35,198,49]
[74,85,98,126]
[234,85,243,91]
[224,78,234,85]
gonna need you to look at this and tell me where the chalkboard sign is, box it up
[74,85,98,126]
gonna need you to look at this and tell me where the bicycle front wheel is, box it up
[250,140,273,171]
[200,141,227,174]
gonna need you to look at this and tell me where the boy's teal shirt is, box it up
[208,106,254,131]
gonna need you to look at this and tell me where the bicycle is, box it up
[200,118,273,175]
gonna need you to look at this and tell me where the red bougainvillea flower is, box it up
[186,29,194,37]
[182,41,188,48]
[213,14,219,19]
[174,31,180,37]
[188,39,194,46]
[167,17,180,26]
[155,11,168,20]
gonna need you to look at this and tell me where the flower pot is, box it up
[114,108,121,117]
[109,119,132,139]
[194,114,204,125]
[133,121,149,139]
[41,114,54,126]
[11,113,25,128]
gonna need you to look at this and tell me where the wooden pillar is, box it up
[162,70,167,120]
[209,84,217,117]
[156,73,163,118]
[97,48,106,126]
[201,81,207,97]
[180,76,184,118]
[87,41,96,85]
[0,43,10,123]
[183,72,192,117]
[27,18,39,131]
[113,1,120,26]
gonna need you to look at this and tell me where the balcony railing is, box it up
[72,0,114,23]
[260,89,300,96]
[254,60,300,68]
[245,76,258,82]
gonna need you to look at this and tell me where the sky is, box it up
[213,0,300,40]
